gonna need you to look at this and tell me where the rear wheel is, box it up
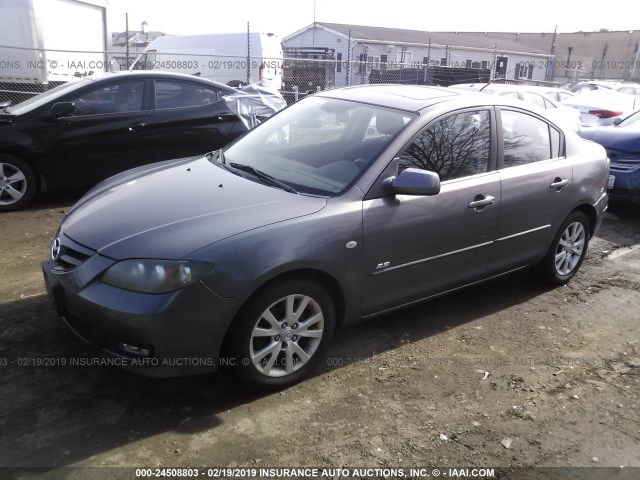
[0,154,37,212]
[224,278,335,389]
[539,211,590,285]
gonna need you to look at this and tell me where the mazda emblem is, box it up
[51,237,61,261]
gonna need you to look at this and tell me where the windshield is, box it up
[6,78,90,115]
[222,97,415,196]
[619,110,640,128]
[132,51,157,71]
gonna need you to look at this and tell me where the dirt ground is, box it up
[0,193,639,479]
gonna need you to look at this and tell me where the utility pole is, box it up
[548,25,557,82]
[630,42,640,81]
[247,22,250,84]
[312,0,316,45]
[492,44,497,81]
[125,12,129,69]
[346,29,351,86]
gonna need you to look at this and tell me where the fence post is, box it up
[293,86,299,102]
[247,22,251,85]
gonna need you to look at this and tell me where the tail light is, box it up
[588,110,623,119]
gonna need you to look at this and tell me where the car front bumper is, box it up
[607,163,640,203]
[42,253,243,377]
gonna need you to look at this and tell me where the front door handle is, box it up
[468,195,496,210]
[128,123,148,132]
[550,178,569,190]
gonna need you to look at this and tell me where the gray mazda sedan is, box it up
[42,85,609,388]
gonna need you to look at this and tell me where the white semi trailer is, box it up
[0,0,109,101]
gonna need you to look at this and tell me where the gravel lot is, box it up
[0,193,639,479]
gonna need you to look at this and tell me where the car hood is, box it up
[61,156,327,259]
[578,126,640,153]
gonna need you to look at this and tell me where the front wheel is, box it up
[539,211,590,285]
[0,155,37,212]
[224,278,336,389]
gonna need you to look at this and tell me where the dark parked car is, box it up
[42,85,609,389]
[578,110,640,203]
[0,71,285,211]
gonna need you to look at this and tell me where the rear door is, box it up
[144,79,244,161]
[488,107,571,273]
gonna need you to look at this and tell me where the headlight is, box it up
[102,259,213,294]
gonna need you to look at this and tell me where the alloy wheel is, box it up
[249,294,324,377]
[0,162,28,206]
[554,221,586,276]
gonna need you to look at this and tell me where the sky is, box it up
[107,0,639,38]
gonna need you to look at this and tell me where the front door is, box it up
[362,109,500,316]
[53,79,153,188]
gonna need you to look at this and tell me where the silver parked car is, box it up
[449,83,581,130]
[42,85,609,389]
[562,88,640,127]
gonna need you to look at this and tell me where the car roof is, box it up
[5,70,239,116]
[83,71,237,93]
[452,83,566,93]
[315,84,463,111]
[314,84,542,115]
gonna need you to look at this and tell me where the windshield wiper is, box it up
[229,162,298,194]
[207,149,241,175]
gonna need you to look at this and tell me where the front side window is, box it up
[155,81,221,109]
[398,110,491,182]
[501,110,552,167]
[69,81,145,116]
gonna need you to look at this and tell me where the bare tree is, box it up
[400,111,491,181]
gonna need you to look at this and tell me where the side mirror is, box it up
[612,117,623,126]
[50,102,75,119]
[383,168,441,196]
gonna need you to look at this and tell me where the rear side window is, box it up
[501,110,553,167]
[550,127,561,158]
[556,91,574,102]
[398,110,491,182]
[618,86,640,95]
[132,50,157,70]
[500,91,520,100]
[154,81,221,109]
[522,92,546,108]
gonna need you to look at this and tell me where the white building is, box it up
[284,23,555,87]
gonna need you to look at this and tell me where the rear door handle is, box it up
[216,112,238,120]
[550,178,569,190]
[468,195,495,210]
[128,123,148,131]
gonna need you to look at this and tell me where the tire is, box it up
[0,154,37,212]
[224,278,336,389]
[539,211,590,285]
[226,80,247,88]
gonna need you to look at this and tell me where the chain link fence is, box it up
[2,45,636,107]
